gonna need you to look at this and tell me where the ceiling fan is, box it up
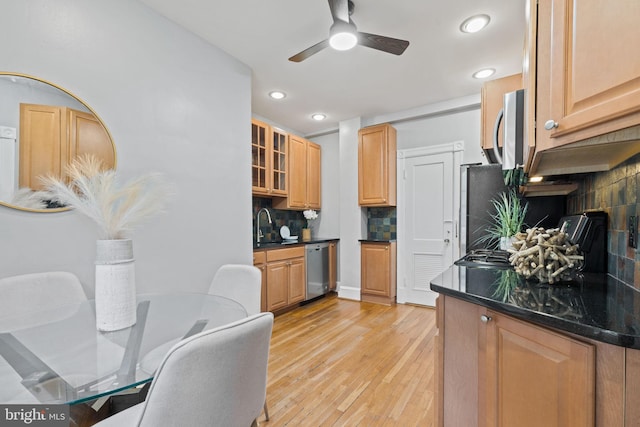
[288,0,410,62]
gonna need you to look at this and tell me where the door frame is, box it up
[396,141,464,305]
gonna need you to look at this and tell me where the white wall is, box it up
[309,132,340,239]
[394,108,486,165]
[0,0,252,296]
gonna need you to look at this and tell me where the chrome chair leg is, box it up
[263,400,270,421]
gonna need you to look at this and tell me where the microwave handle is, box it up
[492,108,504,164]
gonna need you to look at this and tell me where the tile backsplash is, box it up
[567,153,640,288]
[252,198,307,243]
[367,207,397,240]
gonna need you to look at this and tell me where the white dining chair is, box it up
[208,264,262,315]
[208,264,270,420]
[95,312,274,427]
[0,271,88,403]
[139,264,263,375]
[0,271,87,329]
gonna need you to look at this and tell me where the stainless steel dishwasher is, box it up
[305,242,329,301]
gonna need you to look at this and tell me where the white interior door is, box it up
[398,144,461,307]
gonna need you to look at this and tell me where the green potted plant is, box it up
[477,188,528,250]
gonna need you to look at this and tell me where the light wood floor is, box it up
[260,293,437,426]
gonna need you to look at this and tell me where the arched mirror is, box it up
[0,72,116,212]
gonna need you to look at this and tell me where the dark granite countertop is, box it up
[253,237,339,250]
[430,264,640,349]
[358,239,397,243]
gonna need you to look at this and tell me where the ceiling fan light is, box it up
[329,20,358,51]
[330,32,358,50]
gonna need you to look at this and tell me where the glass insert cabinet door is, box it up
[251,118,288,197]
[251,119,268,192]
[271,128,287,195]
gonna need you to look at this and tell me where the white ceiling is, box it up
[139,0,526,136]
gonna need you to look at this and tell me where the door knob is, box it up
[544,120,558,130]
[444,239,450,243]
[480,314,492,323]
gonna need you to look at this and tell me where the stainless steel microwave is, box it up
[485,89,525,171]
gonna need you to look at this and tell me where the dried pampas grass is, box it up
[41,155,172,240]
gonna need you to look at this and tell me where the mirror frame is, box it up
[0,72,117,213]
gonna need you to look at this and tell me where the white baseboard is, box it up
[337,284,361,301]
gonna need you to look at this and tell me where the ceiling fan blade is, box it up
[288,39,330,62]
[358,32,410,56]
[328,0,349,23]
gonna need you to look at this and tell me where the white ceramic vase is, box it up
[95,239,137,331]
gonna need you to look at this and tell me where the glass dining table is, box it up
[0,293,247,406]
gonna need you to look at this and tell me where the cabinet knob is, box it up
[480,314,492,323]
[544,120,559,130]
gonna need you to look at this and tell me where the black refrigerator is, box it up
[460,164,566,253]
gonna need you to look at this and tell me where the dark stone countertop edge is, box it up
[253,237,339,250]
[430,280,640,350]
[358,239,397,243]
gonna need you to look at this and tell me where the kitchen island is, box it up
[430,264,640,427]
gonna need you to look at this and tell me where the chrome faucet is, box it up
[256,207,273,246]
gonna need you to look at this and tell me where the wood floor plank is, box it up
[261,293,436,426]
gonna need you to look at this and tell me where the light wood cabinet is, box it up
[481,309,594,427]
[263,246,305,312]
[526,0,640,177]
[306,141,321,208]
[19,103,114,190]
[251,119,288,197]
[480,74,523,163]
[273,135,321,210]
[358,123,396,207]
[360,241,396,305]
[328,241,337,291]
[252,250,267,312]
[435,295,640,427]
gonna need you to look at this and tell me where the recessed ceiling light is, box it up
[269,91,286,100]
[311,113,326,121]
[472,68,495,79]
[528,176,544,183]
[460,14,491,33]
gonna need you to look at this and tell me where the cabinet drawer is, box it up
[253,250,266,265]
[266,246,305,262]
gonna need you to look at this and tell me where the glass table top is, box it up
[0,293,247,405]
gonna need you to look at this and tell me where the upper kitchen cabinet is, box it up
[251,118,288,197]
[526,0,640,176]
[273,135,321,210]
[19,103,114,191]
[358,123,397,207]
[481,74,523,163]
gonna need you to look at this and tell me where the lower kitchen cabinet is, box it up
[328,241,337,291]
[437,295,595,427]
[481,307,594,427]
[259,246,305,312]
[252,250,267,312]
[360,241,396,305]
